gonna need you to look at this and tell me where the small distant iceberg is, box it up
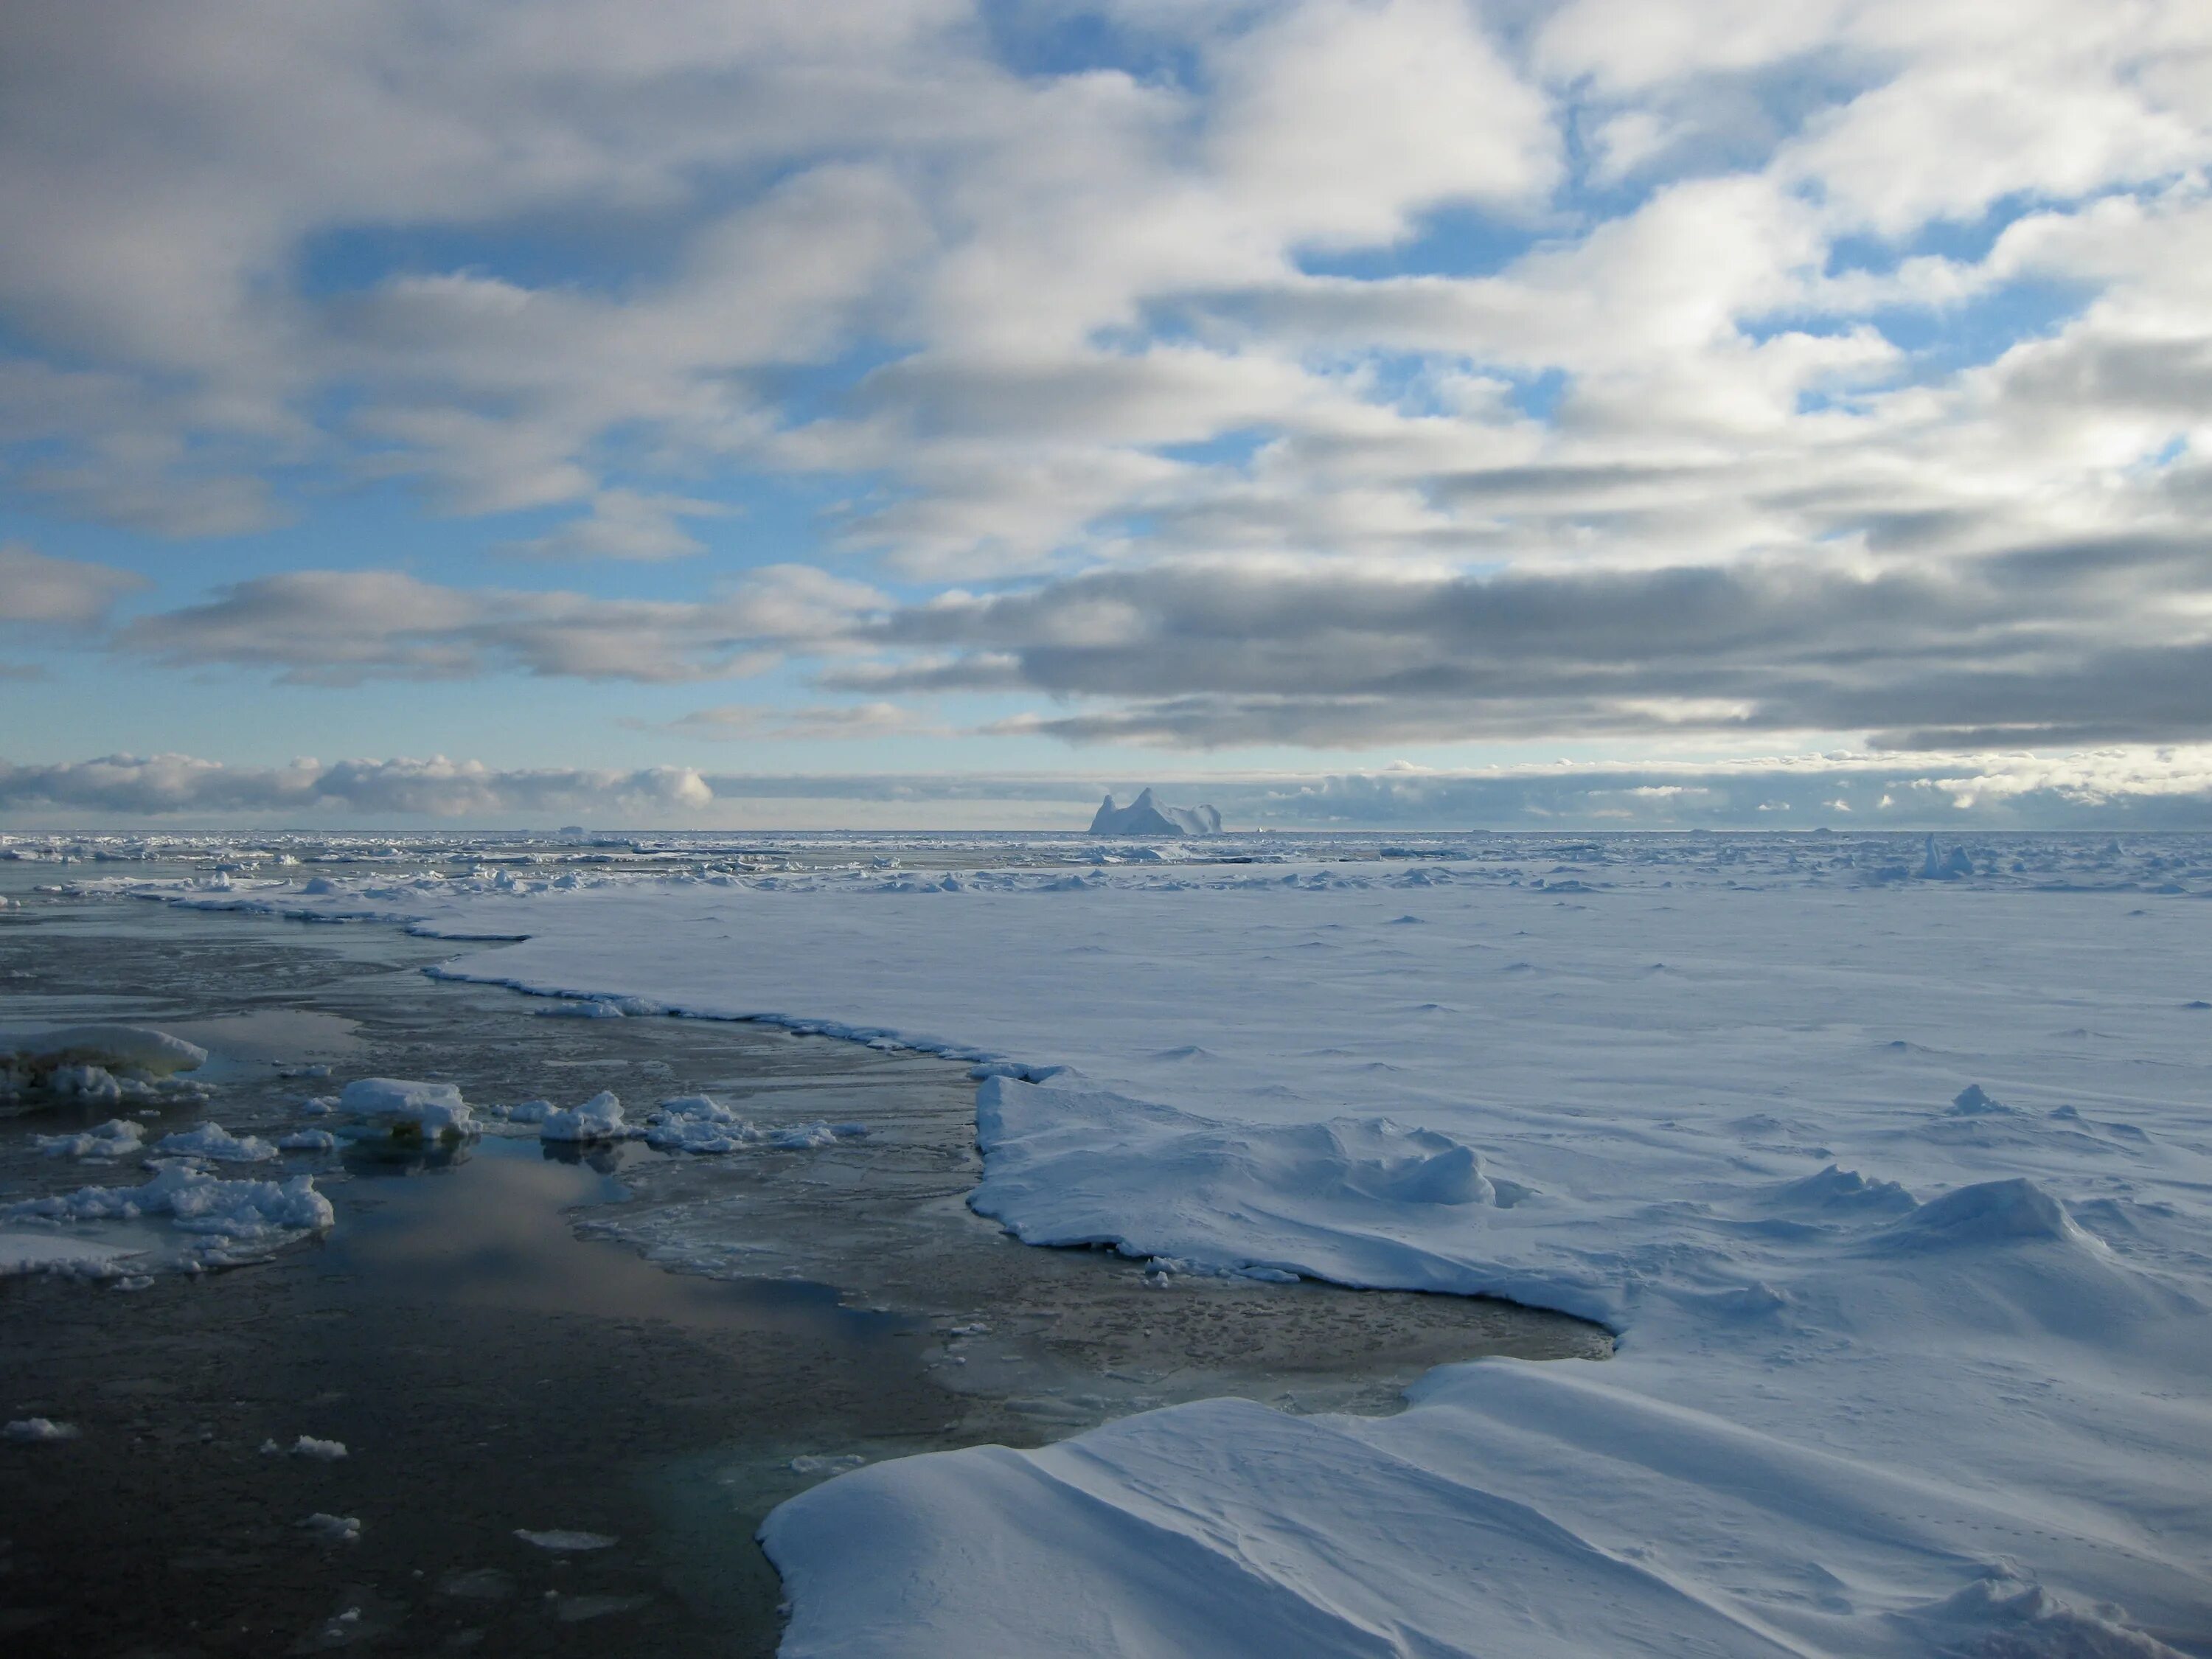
[1089,787,1222,838]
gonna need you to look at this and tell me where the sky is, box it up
[3,0,2211,830]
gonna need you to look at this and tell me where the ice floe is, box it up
[338,1077,476,1141]
[3,1417,80,1443]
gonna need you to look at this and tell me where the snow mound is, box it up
[1767,1164,1917,1216]
[1089,788,1222,838]
[1947,1083,2017,1116]
[339,1077,476,1140]
[539,1091,625,1142]
[1877,1178,2091,1250]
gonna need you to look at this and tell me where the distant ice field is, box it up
[28,831,2212,1657]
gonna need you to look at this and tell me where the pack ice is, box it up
[108,836,2212,1655]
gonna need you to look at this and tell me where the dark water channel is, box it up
[0,877,1608,1657]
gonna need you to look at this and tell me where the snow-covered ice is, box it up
[91,837,2212,1654]
[4,1416,81,1443]
[337,1077,476,1140]
[33,1118,145,1159]
[1,1164,335,1267]
[263,1434,347,1461]
[537,1090,625,1142]
[153,1121,276,1162]
[0,1231,145,1277]
[513,1528,616,1551]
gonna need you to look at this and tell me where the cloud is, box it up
[117,564,880,684]
[838,539,2212,749]
[637,701,945,740]
[0,543,146,628]
[0,754,711,820]
[10,747,2212,830]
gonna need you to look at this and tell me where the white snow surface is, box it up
[106,843,2212,1655]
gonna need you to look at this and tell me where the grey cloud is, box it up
[849,542,2209,749]
[634,701,942,741]
[118,566,878,685]
[0,543,147,627]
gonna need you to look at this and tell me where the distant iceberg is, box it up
[1088,787,1222,838]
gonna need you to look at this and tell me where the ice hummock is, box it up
[1088,787,1222,838]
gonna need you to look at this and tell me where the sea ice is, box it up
[538,1091,625,1142]
[338,1077,476,1140]
[34,1118,145,1159]
[154,1121,277,1162]
[513,1528,616,1551]
[108,836,2212,1652]
[3,1417,80,1443]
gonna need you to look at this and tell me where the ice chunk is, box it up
[264,1434,347,1461]
[34,1118,145,1159]
[0,1232,145,1277]
[514,1528,616,1551]
[3,1416,80,1443]
[539,1091,625,1142]
[278,1128,338,1152]
[0,1023,208,1077]
[302,1512,361,1542]
[339,1077,476,1140]
[4,1164,335,1241]
[155,1121,277,1162]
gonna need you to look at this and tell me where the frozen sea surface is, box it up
[1,866,1600,1655]
[20,831,2212,1653]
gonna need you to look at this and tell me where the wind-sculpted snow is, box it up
[89,834,2212,1654]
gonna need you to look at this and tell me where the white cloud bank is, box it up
[8,748,2212,830]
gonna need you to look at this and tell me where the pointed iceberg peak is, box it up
[1089,788,1222,837]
